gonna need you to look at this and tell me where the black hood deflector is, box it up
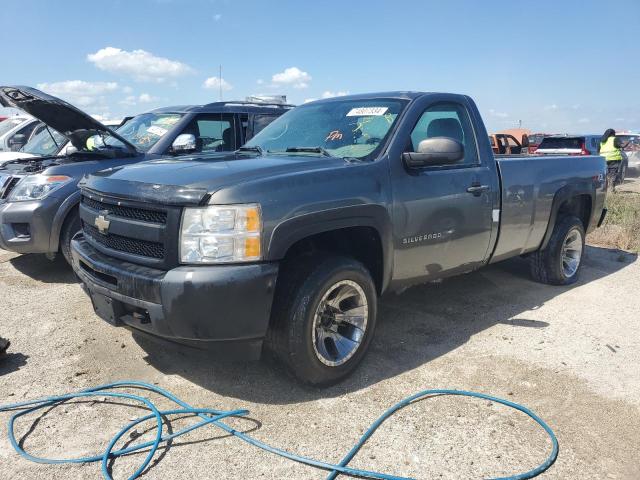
[0,85,137,154]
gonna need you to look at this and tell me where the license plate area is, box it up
[90,292,124,326]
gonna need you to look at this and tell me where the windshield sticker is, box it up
[346,107,388,117]
[325,130,343,141]
[147,125,168,137]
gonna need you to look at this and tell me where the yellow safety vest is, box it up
[600,136,623,162]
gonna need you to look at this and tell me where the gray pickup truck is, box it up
[71,92,607,385]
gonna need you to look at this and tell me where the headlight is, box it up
[180,204,262,263]
[8,175,73,201]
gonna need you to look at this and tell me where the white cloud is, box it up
[87,47,194,83]
[544,104,558,111]
[119,93,159,107]
[578,118,590,124]
[321,90,349,99]
[256,79,264,85]
[213,13,222,21]
[37,80,119,107]
[138,93,156,103]
[271,66,311,89]
[488,109,509,118]
[303,98,317,103]
[203,76,233,91]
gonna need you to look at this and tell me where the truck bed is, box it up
[491,154,604,263]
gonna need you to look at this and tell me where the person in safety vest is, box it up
[600,129,626,187]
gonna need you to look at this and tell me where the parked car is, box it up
[489,133,527,154]
[536,134,601,156]
[0,85,292,263]
[70,91,607,385]
[616,133,640,177]
[0,115,40,152]
[526,133,549,154]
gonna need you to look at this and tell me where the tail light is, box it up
[580,142,589,155]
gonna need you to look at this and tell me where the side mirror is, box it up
[402,137,464,168]
[171,133,197,153]
[8,134,27,151]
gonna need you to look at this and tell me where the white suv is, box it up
[0,115,39,152]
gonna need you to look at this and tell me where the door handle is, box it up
[466,184,490,196]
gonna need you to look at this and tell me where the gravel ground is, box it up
[1,241,639,479]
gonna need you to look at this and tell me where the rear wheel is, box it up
[529,215,585,285]
[266,255,377,386]
[60,209,81,266]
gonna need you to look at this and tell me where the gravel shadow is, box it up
[133,245,637,405]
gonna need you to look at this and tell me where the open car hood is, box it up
[0,85,137,154]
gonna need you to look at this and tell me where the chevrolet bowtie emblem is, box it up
[94,211,111,234]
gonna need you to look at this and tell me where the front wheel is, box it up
[60,209,82,266]
[266,255,377,386]
[529,215,585,285]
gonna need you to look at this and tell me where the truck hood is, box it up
[81,153,349,206]
[0,85,137,154]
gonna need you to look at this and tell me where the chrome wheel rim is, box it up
[312,280,368,367]
[561,228,583,278]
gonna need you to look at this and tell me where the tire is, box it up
[60,209,81,266]
[529,215,585,285]
[266,255,377,386]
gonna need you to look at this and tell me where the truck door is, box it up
[391,100,495,282]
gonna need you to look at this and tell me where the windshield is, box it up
[106,113,184,152]
[0,118,26,137]
[22,127,66,156]
[538,137,583,149]
[245,99,408,160]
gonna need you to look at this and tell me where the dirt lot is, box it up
[1,238,639,478]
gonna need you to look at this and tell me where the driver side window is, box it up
[181,114,236,152]
[409,102,479,165]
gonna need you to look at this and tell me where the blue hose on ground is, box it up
[0,381,558,480]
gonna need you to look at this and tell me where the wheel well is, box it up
[558,194,591,230]
[281,226,384,294]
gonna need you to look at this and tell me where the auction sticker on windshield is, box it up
[346,107,388,117]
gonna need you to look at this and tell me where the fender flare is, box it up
[539,183,594,251]
[49,190,81,252]
[267,204,393,292]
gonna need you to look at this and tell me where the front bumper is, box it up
[71,235,279,359]
[0,197,59,254]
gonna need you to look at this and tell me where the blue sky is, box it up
[1,0,638,133]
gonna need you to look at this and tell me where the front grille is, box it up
[1,177,21,199]
[82,196,167,224]
[83,223,165,259]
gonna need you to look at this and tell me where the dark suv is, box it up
[0,86,292,263]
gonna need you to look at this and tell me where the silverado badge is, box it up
[94,212,111,235]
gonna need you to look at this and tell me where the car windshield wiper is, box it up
[236,145,263,155]
[284,146,333,157]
